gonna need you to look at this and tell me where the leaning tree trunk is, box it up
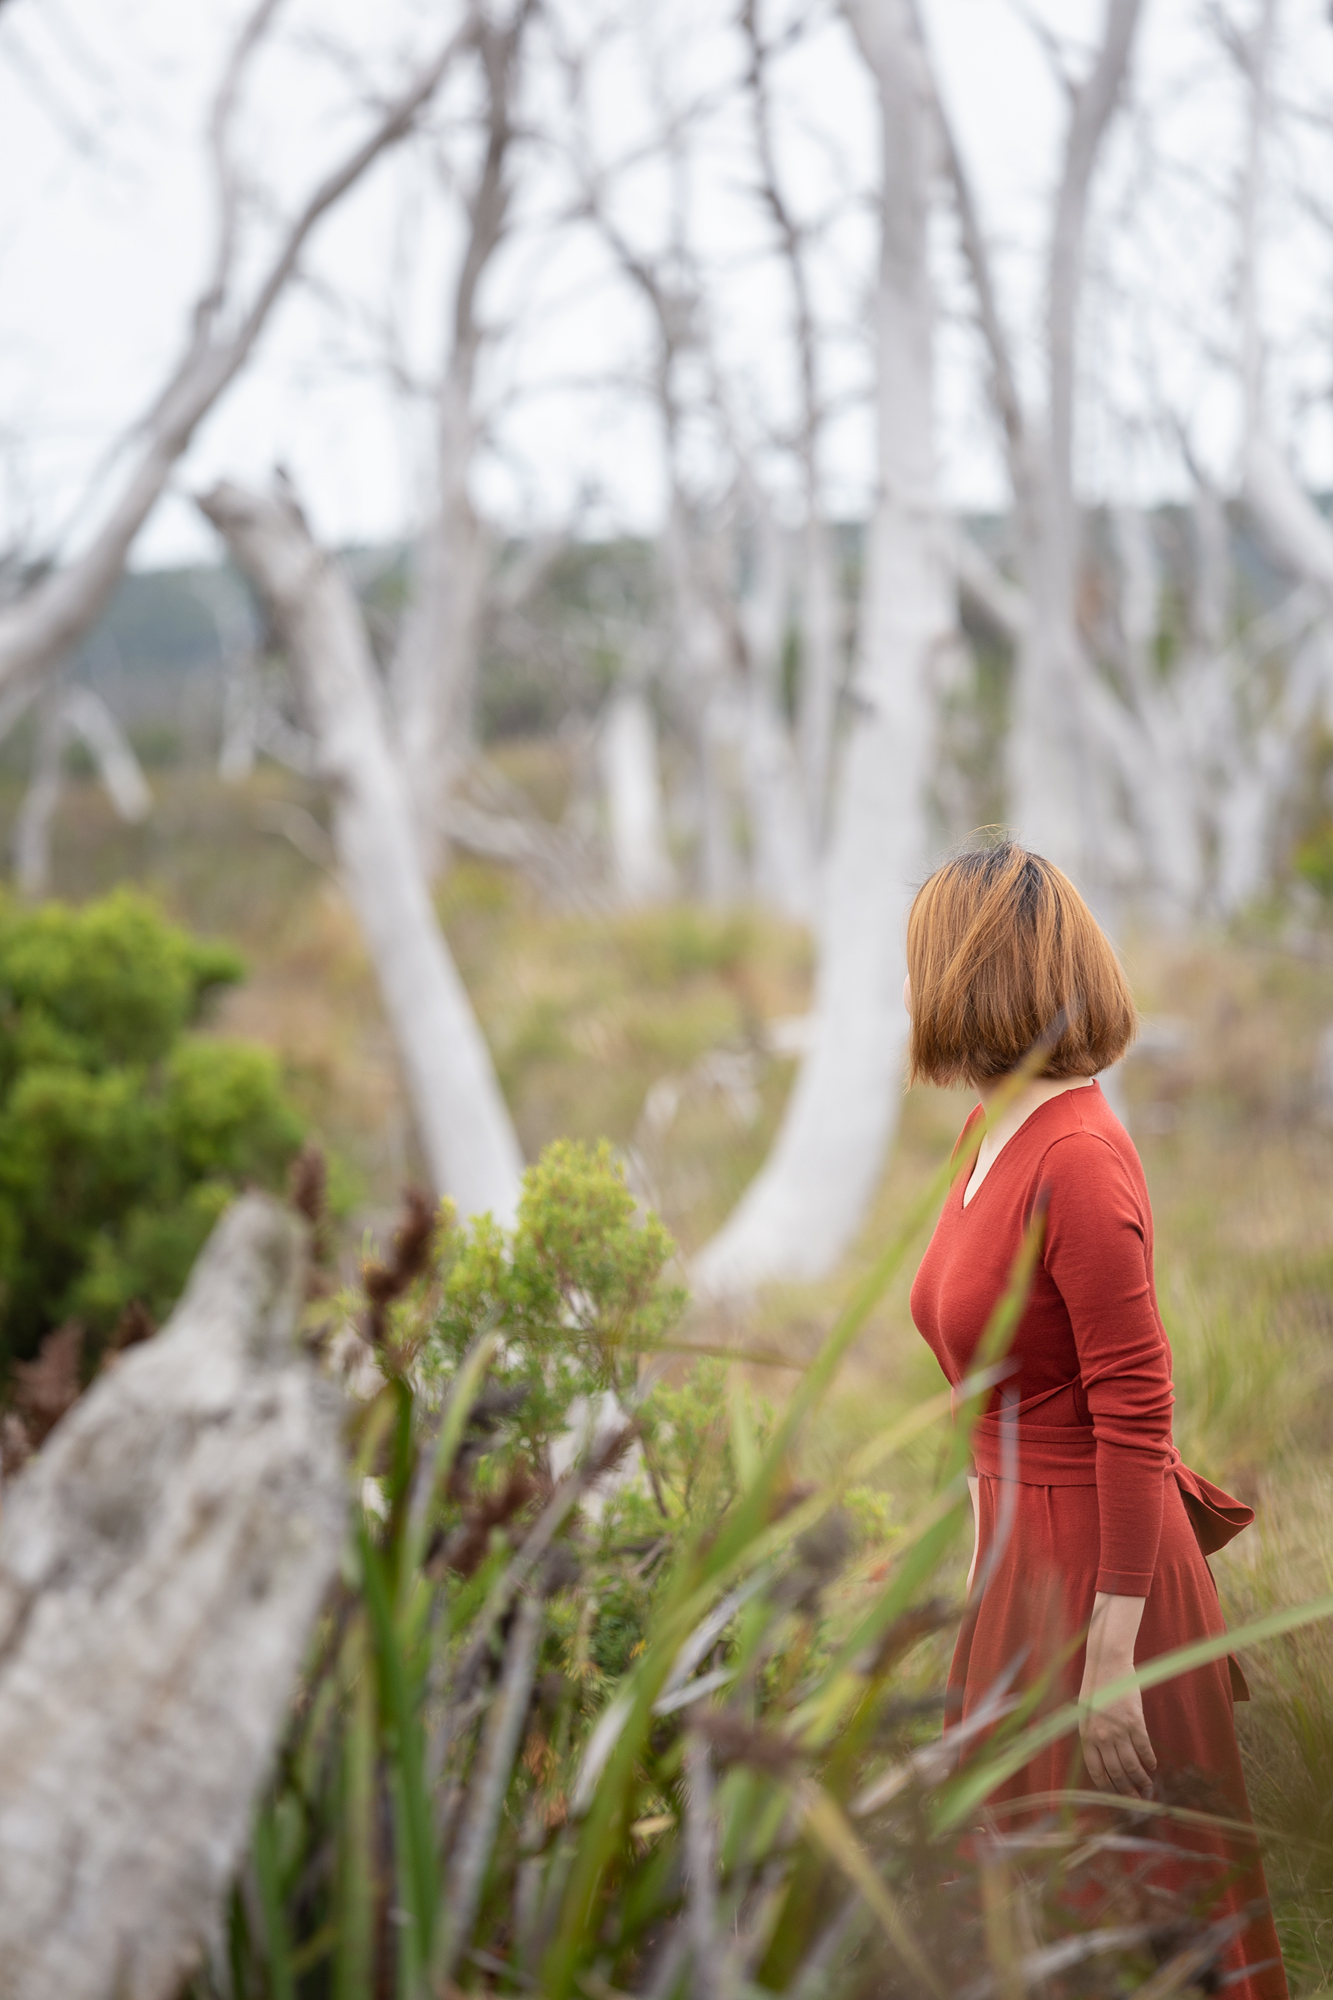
[695,0,947,1292]
[200,479,524,1225]
[0,1194,345,2000]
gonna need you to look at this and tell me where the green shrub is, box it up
[428,1137,686,1468]
[0,889,302,1366]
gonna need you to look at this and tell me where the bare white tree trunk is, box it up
[738,506,817,921]
[597,685,676,904]
[1109,505,1204,914]
[740,0,842,842]
[200,478,523,1225]
[1220,0,1333,904]
[392,366,491,867]
[939,0,1143,896]
[14,684,151,898]
[663,497,746,905]
[797,515,842,842]
[0,1194,344,2000]
[695,0,947,1292]
[193,570,262,782]
[0,8,465,709]
[390,10,532,872]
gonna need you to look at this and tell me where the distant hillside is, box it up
[37,501,1315,769]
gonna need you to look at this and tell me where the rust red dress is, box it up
[911,1082,1287,1999]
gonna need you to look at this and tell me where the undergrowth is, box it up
[190,1139,1333,1999]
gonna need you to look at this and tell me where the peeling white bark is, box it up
[0,1194,345,2000]
[199,478,523,1224]
[695,0,947,1292]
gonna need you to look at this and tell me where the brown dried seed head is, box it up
[11,1322,84,1445]
[288,1141,328,1229]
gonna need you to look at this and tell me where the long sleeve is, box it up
[1039,1133,1174,1595]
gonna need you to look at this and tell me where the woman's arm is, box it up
[1079,1591,1156,1798]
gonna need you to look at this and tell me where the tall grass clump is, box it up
[200,1138,1333,2000]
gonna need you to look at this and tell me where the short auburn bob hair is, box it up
[906,839,1136,1087]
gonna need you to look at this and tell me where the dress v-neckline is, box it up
[960,1082,1100,1212]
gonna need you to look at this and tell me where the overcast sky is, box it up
[2,0,1332,570]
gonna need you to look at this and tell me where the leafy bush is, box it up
[428,1137,687,1467]
[0,889,303,1367]
[197,1139,1326,2000]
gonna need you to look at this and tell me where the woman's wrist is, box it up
[1082,1590,1146,1690]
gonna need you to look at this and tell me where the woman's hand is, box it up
[1079,1592,1157,1800]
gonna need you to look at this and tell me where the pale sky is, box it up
[1,0,1332,570]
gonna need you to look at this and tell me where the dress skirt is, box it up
[951,1464,1288,2000]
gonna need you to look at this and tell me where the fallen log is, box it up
[0,1193,346,2000]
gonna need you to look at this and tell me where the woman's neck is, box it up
[977,1073,1097,1128]
[964,1073,1098,1205]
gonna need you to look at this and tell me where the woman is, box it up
[907,841,1287,2000]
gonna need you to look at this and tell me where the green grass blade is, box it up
[359,1515,437,1976]
[333,1621,376,2000]
[252,1803,296,2000]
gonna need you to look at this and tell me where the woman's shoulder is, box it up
[1035,1085,1148,1194]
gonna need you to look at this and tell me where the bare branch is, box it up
[933,98,1027,470]
[0,13,471,700]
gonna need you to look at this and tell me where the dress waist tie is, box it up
[968,1387,1254,1555]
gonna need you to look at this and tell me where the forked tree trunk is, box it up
[200,479,523,1224]
[0,1194,344,2000]
[695,0,946,1292]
